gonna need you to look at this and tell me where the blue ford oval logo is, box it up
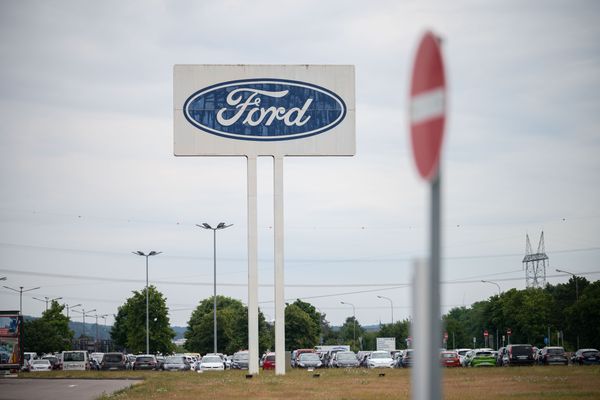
[183,79,347,141]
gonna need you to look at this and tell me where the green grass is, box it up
[17,366,600,400]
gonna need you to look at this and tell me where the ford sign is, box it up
[183,79,347,141]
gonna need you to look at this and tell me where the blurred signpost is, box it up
[409,31,446,400]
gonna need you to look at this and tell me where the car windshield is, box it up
[442,353,457,358]
[404,350,413,357]
[457,350,469,356]
[547,348,564,355]
[33,360,49,365]
[202,356,222,363]
[476,351,492,356]
[510,346,531,356]
[265,355,275,361]
[136,356,154,362]
[234,353,249,360]
[582,350,599,357]
[63,352,85,362]
[337,352,356,361]
[166,356,185,364]
[371,352,391,359]
[299,353,320,361]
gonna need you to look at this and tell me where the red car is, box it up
[262,352,276,370]
[440,351,461,367]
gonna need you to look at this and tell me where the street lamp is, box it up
[197,222,233,354]
[556,268,579,349]
[3,285,40,315]
[340,301,356,346]
[72,308,96,337]
[64,303,82,319]
[33,296,63,311]
[133,250,162,355]
[377,295,394,324]
[481,280,501,349]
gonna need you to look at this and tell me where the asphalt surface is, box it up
[0,378,141,400]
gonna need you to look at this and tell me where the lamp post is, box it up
[377,295,394,324]
[197,222,233,354]
[481,280,501,350]
[64,303,82,319]
[556,268,579,349]
[3,285,40,315]
[340,301,356,346]
[33,296,63,311]
[133,251,162,355]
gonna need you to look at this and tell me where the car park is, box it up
[367,350,395,369]
[30,359,52,372]
[504,344,535,366]
[539,346,568,366]
[331,351,359,368]
[572,349,600,365]
[199,355,225,371]
[440,351,461,367]
[296,352,323,369]
[133,354,158,370]
[163,355,191,371]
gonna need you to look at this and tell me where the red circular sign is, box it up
[484,330,489,337]
[507,328,512,336]
[409,31,446,182]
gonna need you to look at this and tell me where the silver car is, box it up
[296,352,322,369]
[163,355,191,371]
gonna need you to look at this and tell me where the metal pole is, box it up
[146,255,149,355]
[213,228,217,354]
[274,156,285,375]
[377,295,394,324]
[247,156,259,375]
[556,269,579,349]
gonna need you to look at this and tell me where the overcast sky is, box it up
[1,0,599,330]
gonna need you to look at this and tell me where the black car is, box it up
[539,347,568,365]
[133,355,157,370]
[101,352,127,370]
[572,348,600,365]
[504,344,535,366]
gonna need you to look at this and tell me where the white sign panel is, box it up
[174,64,355,157]
[376,337,396,351]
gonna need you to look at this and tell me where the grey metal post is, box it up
[213,228,217,354]
[3,285,40,316]
[377,295,394,324]
[146,255,149,354]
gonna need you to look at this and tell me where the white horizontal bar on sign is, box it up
[410,87,445,124]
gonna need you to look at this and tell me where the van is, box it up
[61,350,89,370]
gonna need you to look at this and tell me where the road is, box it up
[0,378,141,400]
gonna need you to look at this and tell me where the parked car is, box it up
[296,352,323,369]
[199,355,225,371]
[232,351,249,369]
[101,352,127,371]
[262,352,276,370]
[465,350,496,367]
[440,351,461,367]
[401,349,413,368]
[61,350,89,371]
[331,351,359,368]
[22,352,37,371]
[41,355,60,370]
[89,358,101,370]
[30,359,52,372]
[539,346,568,366]
[155,355,165,370]
[163,355,191,371]
[367,350,395,369]
[504,344,535,366]
[571,349,600,365]
[133,355,157,370]
[455,348,471,366]
[496,347,507,366]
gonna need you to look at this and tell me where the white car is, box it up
[367,350,395,368]
[456,348,472,366]
[198,355,225,371]
[30,359,52,372]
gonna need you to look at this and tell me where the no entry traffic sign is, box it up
[409,31,446,182]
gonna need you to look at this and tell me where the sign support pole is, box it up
[274,156,286,375]
[247,155,259,375]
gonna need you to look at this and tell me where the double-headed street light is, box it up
[340,301,356,345]
[133,250,162,355]
[3,285,40,315]
[197,222,233,354]
[72,308,96,337]
[64,303,82,319]
[377,295,394,324]
[33,296,63,311]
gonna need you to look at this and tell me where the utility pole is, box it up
[133,250,162,355]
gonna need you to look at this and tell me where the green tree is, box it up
[566,280,600,349]
[185,296,271,355]
[111,285,175,354]
[23,300,73,354]
[339,316,364,352]
[285,303,318,350]
[379,319,411,349]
